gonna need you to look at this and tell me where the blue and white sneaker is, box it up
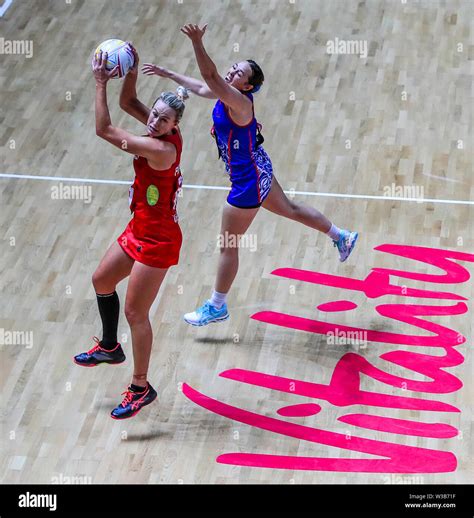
[334,230,359,262]
[184,300,230,326]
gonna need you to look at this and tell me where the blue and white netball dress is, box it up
[211,91,273,208]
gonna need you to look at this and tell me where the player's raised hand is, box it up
[180,23,208,43]
[126,42,139,76]
[142,63,171,78]
[92,51,119,84]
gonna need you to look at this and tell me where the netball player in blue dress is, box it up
[143,24,358,326]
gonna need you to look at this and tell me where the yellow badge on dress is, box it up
[146,184,159,206]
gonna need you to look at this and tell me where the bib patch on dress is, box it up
[146,184,159,206]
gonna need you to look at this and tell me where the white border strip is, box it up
[0,0,14,17]
[1,172,473,206]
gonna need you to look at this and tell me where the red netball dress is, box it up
[117,128,183,268]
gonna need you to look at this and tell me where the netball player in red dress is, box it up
[73,45,188,419]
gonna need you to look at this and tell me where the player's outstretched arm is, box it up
[118,43,151,125]
[142,63,217,99]
[181,23,251,113]
[93,49,175,169]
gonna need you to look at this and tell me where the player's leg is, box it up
[215,202,260,293]
[92,240,135,294]
[74,241,134,366]
[124,261,168,388]
[184,202,259,326]
[262,175,358,262]
[110,261,167,419]
[262,174,331,231]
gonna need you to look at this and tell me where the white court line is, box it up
[0,0,13,17]
[1,172,473,206]
[422,171,464,184]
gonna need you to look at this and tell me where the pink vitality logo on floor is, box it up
[182,244,474,473]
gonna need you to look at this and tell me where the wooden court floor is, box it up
[1,0,473,484]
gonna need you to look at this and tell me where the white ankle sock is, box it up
[210,290,227,309]
[327,223,342,241]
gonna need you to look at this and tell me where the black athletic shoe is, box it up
[73,336,125,367]
[110,383,157,420]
